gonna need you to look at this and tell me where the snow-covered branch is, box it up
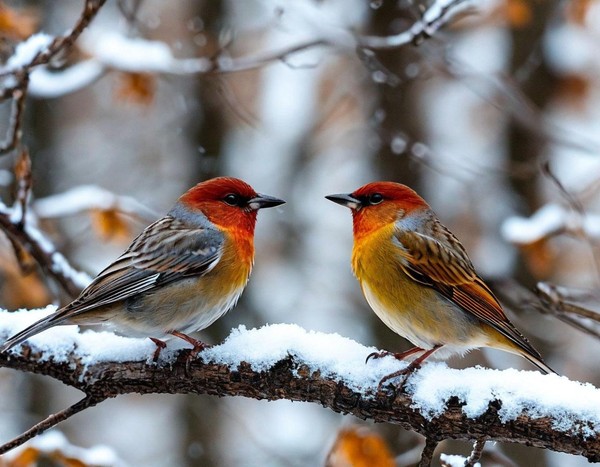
[0,203,91,298]
[0,311,598,463]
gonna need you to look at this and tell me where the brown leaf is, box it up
[5,446,40,467]
[90,208,132,242]
[505,0,532,28]
[326,427,395,467]
[0,3,38,41]
[567,0,592,24]
[115,72,156,106]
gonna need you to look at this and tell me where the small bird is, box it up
[326,182,554,388]
[1,177,284,358]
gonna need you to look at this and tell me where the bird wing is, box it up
[59,216,224,318]
[393,228,542,358]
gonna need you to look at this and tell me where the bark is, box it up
[0,345,598,462]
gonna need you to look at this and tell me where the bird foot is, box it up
[366,350,394,363]
[169,330,211,375]
[377,361,421,392]
[149,337,167,363]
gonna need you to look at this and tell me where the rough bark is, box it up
[0,346,598,462]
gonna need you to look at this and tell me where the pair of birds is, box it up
[0,177,554,386]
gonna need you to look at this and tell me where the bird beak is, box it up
[248,194,286,210]
[325,193,362,210]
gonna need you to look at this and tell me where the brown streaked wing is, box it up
[394,229,542,358]
[55,216,224,319]
[394,229,476,286]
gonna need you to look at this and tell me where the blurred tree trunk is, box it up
[507,1,560,286]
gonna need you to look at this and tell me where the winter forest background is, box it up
[0,0,600,466]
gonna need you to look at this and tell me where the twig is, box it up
[464,438,486,466]
[418,437,439,467]
[0,396,101,455]
[0,207,89,297]
[359,0,474,49]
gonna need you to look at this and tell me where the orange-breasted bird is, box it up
[0,177,284,357]
[326,182,554,388]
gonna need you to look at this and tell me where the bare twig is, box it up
[465,438,486,466]
[359,0,474,49]
[0,396,101,455]
[418,437,439,467]
[0,206,89,297]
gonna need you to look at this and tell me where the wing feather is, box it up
[57,215,224,320]
[394,227,541,358]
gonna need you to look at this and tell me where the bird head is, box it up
[179,177,285,234]
[326,182,429,238]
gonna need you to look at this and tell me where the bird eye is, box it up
[223,193,241,206]
[369,193,383,205]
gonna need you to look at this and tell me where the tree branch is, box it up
[0,323,598,462]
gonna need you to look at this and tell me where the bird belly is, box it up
[361,279,490,359]
[110,265,250,338]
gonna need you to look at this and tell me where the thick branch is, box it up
[0,332,598,462]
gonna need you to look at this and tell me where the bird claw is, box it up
[366,350,393,364]
[376,362,421,393]
[149,337,167,363]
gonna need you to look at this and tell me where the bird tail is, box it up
[522,352,557,375]
[0,312,67,353]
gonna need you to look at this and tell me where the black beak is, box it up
[248,194,286,210]
[325,193,361,210]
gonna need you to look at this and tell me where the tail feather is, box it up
[0,313,67,353]
[522,352,557,375]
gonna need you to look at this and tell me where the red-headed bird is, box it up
[326,182,554,389]
[1,177,284,357]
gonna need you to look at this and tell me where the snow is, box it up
[2,311,598,438]
[2,33,53,72]
[79,31,208,74]
[34,184,157,220]
[3,431,127,466]
[501,204,600,244]
[440,453,481,467]
[29,61,105,98]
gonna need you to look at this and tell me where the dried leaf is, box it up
[556,74,590,109]
[0,3,38,41]
[326,427,395,467]
[5,446,40,466]
[115,72,156,106]
[567,0,592,24]
[505,0,532,28]
[520,239,555,279]
[90,208,132,242]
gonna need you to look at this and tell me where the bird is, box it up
[0,177,285,359]
[326,181,555,389]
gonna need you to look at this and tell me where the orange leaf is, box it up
[115,72,156,106]
[326,427,395,467]
[90,208,132,242]
[505,0,532,28]
[0,3,38,41]
[5,446,40,467]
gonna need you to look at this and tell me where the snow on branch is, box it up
[502,203,600,245]
[0,0,107,153]
[22,0,474,99]
[0,202,91,297]
[0,309,599,462]
[33,184,158,223]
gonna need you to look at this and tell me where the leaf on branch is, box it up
[326,427,395,467]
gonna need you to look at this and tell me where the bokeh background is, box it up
[1,0,600,465]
